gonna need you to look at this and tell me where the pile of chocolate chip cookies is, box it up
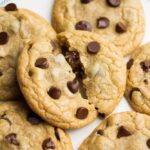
[0,0,150,149]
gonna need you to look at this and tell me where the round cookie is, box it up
[0,3,56,100]
[125,43,150,115]
[17,31,126,129]
[79,112,150,150]
[0,101,73,150]
[52,0,145,56]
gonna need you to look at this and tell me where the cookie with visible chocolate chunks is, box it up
[125,43,150,115]
[17,31,126,129]
[0,3,56,100]
[79,112,150,150]
[0,101,73,150]
[52,0,145,56]
[17,37,97,129]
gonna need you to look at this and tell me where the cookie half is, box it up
[125,43,150,115]
[79,112,150,150]
[0,3,56,100]
[52,0,145,56]
[0,101,73,150]
[58,31,126,117]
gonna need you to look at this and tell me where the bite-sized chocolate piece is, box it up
[76,107,89,119]
[87,41,100,54]
[0,32,9,45]
[5,133,19,145]
[75,21,92,31]
[5,3,18,11]
[48,87,61,99]
[117,126,131,138]
[116,22,127,33]
[42,138,55,150]
[106,0,121,7]
[140,60,150,72]
[35,58,49,69]
[97,17,110,29]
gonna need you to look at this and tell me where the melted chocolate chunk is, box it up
[106,0,121,7]
[140,60,150,72]
[81,0,93,4]
[5,133,19,145]
[54,127,60,141]
[97,129,104,135]
[27,112,42,125]
[75,21,92,31]
[117,126,132,138]
[87,41,100,54]
[42,138,55,150]
[127,59,134,70]
[48,87,61,99]
[35,58,49,69]
[97,17,110,29]
[5,3,18,11]
[67,80,80,93]
[0,32,9,45]
[116,22,127,33]
[76,107,88,119]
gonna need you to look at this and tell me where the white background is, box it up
[0,0,150,149]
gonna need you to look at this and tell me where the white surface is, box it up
[0,0,150,149]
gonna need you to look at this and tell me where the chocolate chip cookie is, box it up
[17,37,97,129]
[0,3,56,100]
[79,112,150,150]
[52,0,145,56]
[125,43,150,115]
[0,101,73,150]
[17,31,126,129]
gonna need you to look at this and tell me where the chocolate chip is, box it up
[35,58,49,69]
[51,40,58,51]
[28,44,32,51]
[87,41,100,54]
[27,112,42,125]
[129,88,140,99]
[140,60,150,72]
[116,22,127,33]
[97,17,110,29]
[65,51,79,64]
[5,133,19,145]
[97,129,104,135]
[28,70,33,77]
[76,107,88,119]
[5,3,18,11]
[106,0,121,7]
[48,87,61,99]
[99,113,106,119]
[127,59,134,70]
[117,126,131,138]
[144,79,148,84]
[146,139,150,148]
[0,113,12,125]
[75,21,92,31]
[67,80,79,93]
[0,32,9,45]
[0,71,3,76]
[54,127,60,141]
[42,138,55,150]
[81,0,93,4]
[73,67,85,79]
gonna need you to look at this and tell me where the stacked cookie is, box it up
[0,0,150,149]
